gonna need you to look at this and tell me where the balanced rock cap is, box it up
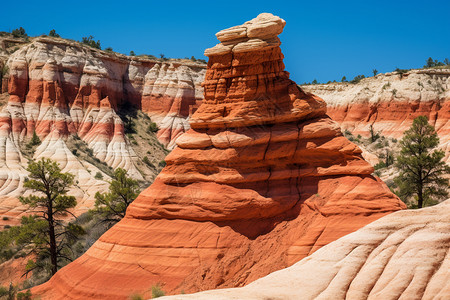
[205,13,286,56]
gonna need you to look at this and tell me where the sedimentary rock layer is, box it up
[0,38,205,227]
[33,13,405,299]
[165,199,450,300]
[303,70,450,162]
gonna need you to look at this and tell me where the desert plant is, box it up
[130,51,135,56]
[12,27,27,38]
[372,69,378,76]
[13,158,84,275]
[350,74,365,84]
[394,116,450,208]
[147,122,158,133]
[151,284,165,298]
[49,29,60,37]
[29,131,41,146]
[341,76,347,82]
[94,172,103,180]
[93,168,140,225]
[105,47,113,52]
[81,35,101,49]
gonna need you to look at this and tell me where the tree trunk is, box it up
[418,186,423,209]
[48,200,58,275]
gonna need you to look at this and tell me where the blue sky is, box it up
[2,0,449,83]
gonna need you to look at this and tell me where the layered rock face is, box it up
[33,13,405,299]
[0,38,205,227]
[303,70,450,162]
[166,199,450,300]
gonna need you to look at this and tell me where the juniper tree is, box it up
[394,116,450,208]
[17,158,84,275]
[94,168,140,226]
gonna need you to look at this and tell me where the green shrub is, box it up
[12,27,27,38]
[72,149,79,156]
[0,285,8,297]
[29,131,41,146]
[2,216,8,220]
[374,161,386,170]
[16,289,32,300]
[105,47,113,52]
[130,51,135,56]
[129,294,143,300]
[147,122,158,133]
[142,156,154,168]
[81,35,101,49]
[158,160,166,167]
[350,74,365,84]
[94,172,103,180]
[49,29,60,37]
[151,284,165,298]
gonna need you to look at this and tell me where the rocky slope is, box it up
[0,35,205,227]
[32,13,405,299]
[302,69,450,162]
[164,199,450,300]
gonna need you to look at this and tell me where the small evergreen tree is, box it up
[94,168,140,225]
[425,57,434,68]
[12,27,27,38]
[81,35,101,49]
[130,50,135,56]
[312,79,318,85]
[394,116,450,208]
[29,131,41,146]
[49,29,60,37]
[372,69,378,76]
[17,158,84,275]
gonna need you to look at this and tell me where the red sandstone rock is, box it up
[164,199,450,300]
[302,70,450,163]
[32,13,405,299]
[0,39,205,229]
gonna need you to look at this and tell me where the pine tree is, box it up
[394,116,450,208]
[17,158,84,275]
[94,168,140,226]
[29,131,41,146]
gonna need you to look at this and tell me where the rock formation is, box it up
[0,37,204,227]
[164,199,450,300]
[302,70,450,162]
[32,13,405,299]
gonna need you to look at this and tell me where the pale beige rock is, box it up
[205,13,285,56]
[163,200,450,300]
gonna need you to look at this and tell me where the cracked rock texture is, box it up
[32,13,405,299]
[303,70,450,162]
[164,199,450,300]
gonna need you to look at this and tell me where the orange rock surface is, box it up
[165,199,450,300]
[33,13,405,299]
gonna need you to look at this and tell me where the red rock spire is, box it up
[33,13,405,299]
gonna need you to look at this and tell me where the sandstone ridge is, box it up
[164,199,450,300]
[303,69,450,162]
[32,13,405,299]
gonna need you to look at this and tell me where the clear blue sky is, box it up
[2,0,449,83]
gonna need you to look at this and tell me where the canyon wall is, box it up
[0,37,205,227]
[303,70,450,162]
[165,199,450,300]
[32,13,405,299]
